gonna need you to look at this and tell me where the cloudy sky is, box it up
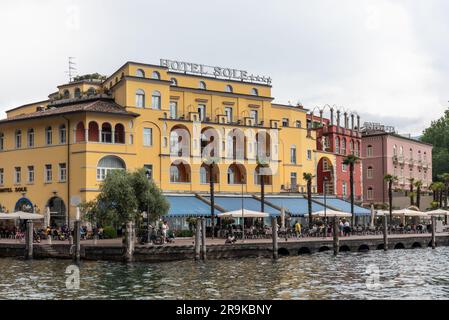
[1,0,448,135]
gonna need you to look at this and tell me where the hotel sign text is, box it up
[0,187,27,193]
[160,59,272,85]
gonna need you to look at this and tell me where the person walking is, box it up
[294,221,302,238]
[161,221,169,244]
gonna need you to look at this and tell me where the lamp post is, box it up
[323,176,328,238]
[205,156,219,240]
[241,174,246,242]
[145,170,152,244]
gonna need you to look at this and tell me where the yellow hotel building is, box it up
[0,60,334,226]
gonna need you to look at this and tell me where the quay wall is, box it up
[1,235,448,262]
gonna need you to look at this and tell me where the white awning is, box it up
[392,208,428,217]
[426,209,449,216]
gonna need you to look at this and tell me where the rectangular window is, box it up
[143,128,153,147]
[198,104,206,121]
[144,164,153,180]
[0,168,4,185]
[59,126,67,144]
[15,132,22,149]
[0,134,4,151]
[28,130,34,147]
[282,118,289,127]
[367,188,374,200]
[342,182,347,197]
[342,163,347,172]
[46,128,52,145]
[250,110,258,125]
[45,164,52,183]
[169,102,177,119]
[290,146,297,164]
[367,146,373,157]
[59,163,67,182]
[14,167,21,184]
[28,166,34,183]
[225,107,233,123]
[367,167,373,179]
[307,150,312,161]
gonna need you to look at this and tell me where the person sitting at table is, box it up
[225,234,237,244]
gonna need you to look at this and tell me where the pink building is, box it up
[361,124,433,205]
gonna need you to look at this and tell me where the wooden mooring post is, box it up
[333,217,339,256]
[25,220,33,260]
[271,217,278,260]
[431,216,436,249]
[195,218,201,260]
[383,215,388,251]
[73,220,81,262]
[124,221,135,262]
[201,218,207,260]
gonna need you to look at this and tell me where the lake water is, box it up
[1,247,449,300]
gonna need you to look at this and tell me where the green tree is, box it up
[439,173,449,209]
[303,172,314,228]
[384,174,398,227]
[80,169,169,228]
[422,109,449,180]
[343,154,359,226]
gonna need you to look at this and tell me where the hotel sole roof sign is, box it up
[160,59,272,85]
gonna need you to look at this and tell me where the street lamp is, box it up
[145,169,152,244]
[323,176,328,238]
[205,156,220,240]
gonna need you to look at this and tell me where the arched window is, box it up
[367,145,373,157]
[367,166,373,179]
[225,85,233,93]
[170,78,178,86]
[101,123,112,143]
[96,156,126,181]
[87,87,96,96]
[342,182,347,197]
[63,90,70,99]
[409,148,413,160]
[27,129,34,147]
[114,124,125,144]
[295,121,302,128]
[349,140,354,154]
[136,69,145,78]
[136,89,145,108]
[45,126,52,145]
[152,90,161,109]
[200,166,207,184]
[170,161,191,183]
[393,145,397,156]
[0,132,4,151]
[418,150,422,161]
[75,122,85,142]
[199,81,207,90]
[251,88,259,96]
[254,165,273,185]
[399,146,403,156]
[355,141,360,156]
[59,124,66,144]
[151,71,160,80]
[335,137,340,154]
[227,164,245,184]
[88,122,99,142]
[74,88,81,98]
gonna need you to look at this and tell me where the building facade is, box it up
[0,60,334,226]
[307,110,363,201]
[361,124,433,205]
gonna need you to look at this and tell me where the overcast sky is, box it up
[1,0,448,135]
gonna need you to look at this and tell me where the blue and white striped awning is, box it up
[313,196,371,216]
[204,196,280,216]
[165,195,218,217]
[264,196,325,217]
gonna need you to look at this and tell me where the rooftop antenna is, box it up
[65,57,77,83]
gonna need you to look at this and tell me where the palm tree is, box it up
[414,180,423,209]
[343,154,359,226]
[303,173,314,228]
[408,177,415,206]
[384,174,398,227]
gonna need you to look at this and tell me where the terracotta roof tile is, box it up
[0,100,139,124]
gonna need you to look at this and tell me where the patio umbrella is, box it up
[44,206,51,227]
[370,204,375,227]
[392,208,428,217]
[0,212,44,220]
[312,210,352,218]
[217,209,270,218]
[280,207,285,230]
[427,209,449,216]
